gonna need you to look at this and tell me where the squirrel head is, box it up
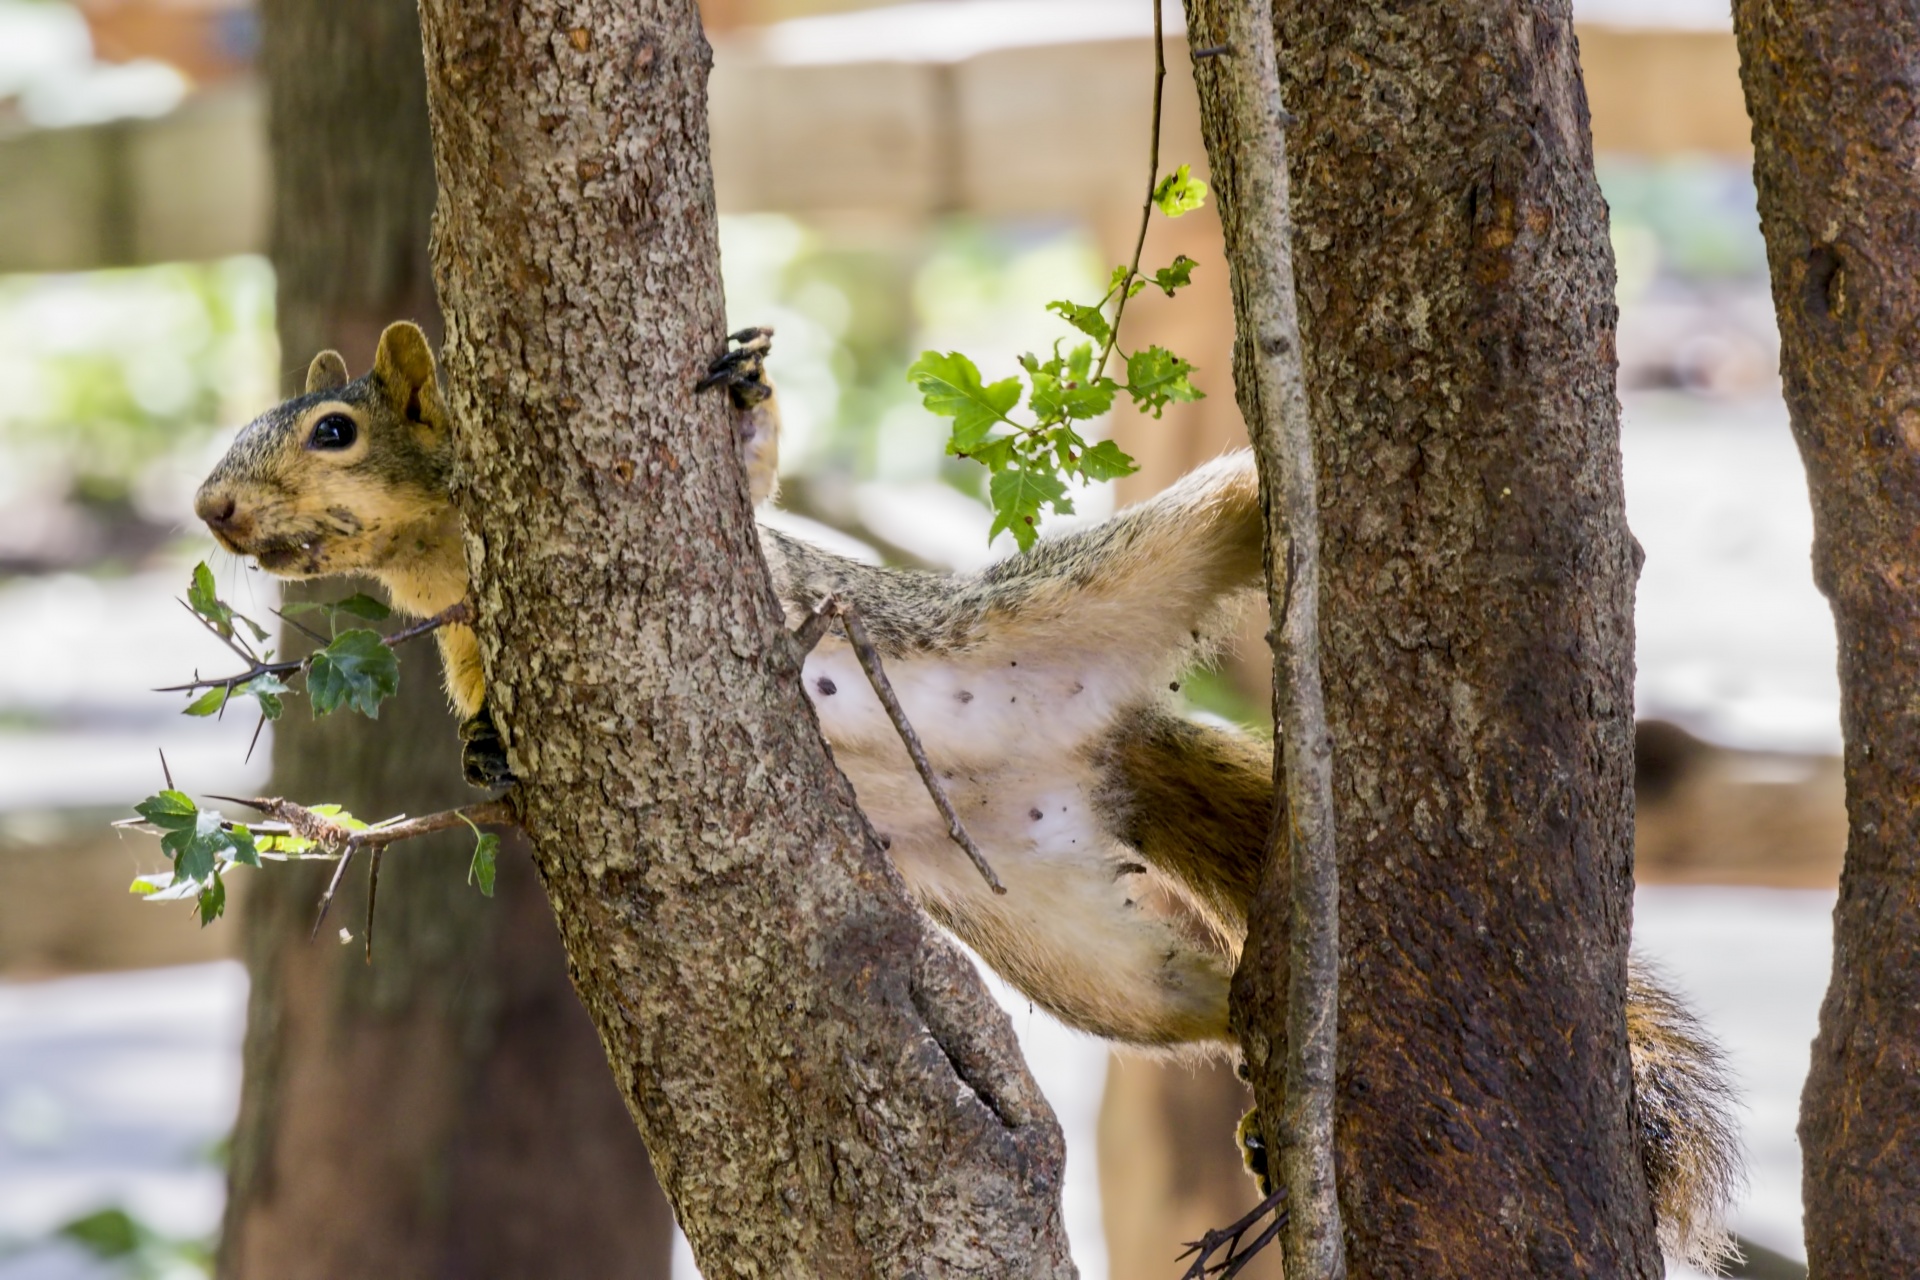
[195,322,456,580]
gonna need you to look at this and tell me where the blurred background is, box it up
[0,0,1831,1277]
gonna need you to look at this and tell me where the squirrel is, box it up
[196,321,1742,1271]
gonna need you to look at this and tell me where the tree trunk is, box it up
[1243,2,1658,1272]
[1731,4,1920,1270]
[219,2,672,1275]
[413,1,1073,1275]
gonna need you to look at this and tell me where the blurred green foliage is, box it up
[0,256,276,516]
[721,214,1109,511]
[1599,158,1770,297]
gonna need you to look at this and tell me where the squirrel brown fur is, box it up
[196,321,1743,1271]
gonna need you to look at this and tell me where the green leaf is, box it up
[240,672,290,721]
[333,593,392,621]
[1032,374,1118,423]
[470,832,499,897]
[187,562,235,639]
[310,803,368,830]
[989,467,1071,552]
[1152,164,1210,218]
[59,1208,142,1259]
[1152,255,1198,295]
[197,869,227,926]
[1125,346,1206,417]
[908,351,1022,450]
[1079,439,1140,481]
[162,809,227,882]
[182,686,231,718]
[135,790,199,830]
[279,601,329,617]
[967,434,1019,471]
[308,630,401,718]
[1046,299,1112,345]
[228,822,260,868]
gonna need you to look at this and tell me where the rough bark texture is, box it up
[1182,2,1343,1274]
[1731,4,1920,1271]
[412,1,1073,1275]
[1262,2,1657,1273]
[220,2,672,1274]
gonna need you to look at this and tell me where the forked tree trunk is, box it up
[1242,2,1658,1272]
[413,1,1073,1273]
[1731,3,1920,1270]
[219,2,672,1275]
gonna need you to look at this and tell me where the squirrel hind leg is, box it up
[698,326,780,505]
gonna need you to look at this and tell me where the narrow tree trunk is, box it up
[1731,4,1920,1270]
[1181,2,1342,1274]
[1252,2,1657,1272]
[413,2,1073,1274]
[220,2,672,1274]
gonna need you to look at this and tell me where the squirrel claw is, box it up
[459,708,517,791]
[696,326,775,410]
[1236,1105,1273,1196]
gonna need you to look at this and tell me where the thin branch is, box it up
[271,606,332,646]
[364,846,384,963]
[155,657,303,696]
[1185,0,1345,1274]
[1095,0,1170,382]
[383,599,472,646]
[313,842,358,939]
[795,596,1005,895]
[1177,1186,1288,1280]
[200,793,515,936]
[177,597,260,665]
[155,599,471,696]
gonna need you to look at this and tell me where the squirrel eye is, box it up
[310,414,358,451]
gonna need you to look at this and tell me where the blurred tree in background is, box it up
[214,1,673,1275]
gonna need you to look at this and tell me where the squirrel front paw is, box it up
[459,707,517,790]
[695,326,774,410]
[1236,1106,1273,1197]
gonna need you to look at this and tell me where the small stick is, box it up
[1177,1185,1288,1280]
[364,846,384,963]
[156,599,472,696]
[271,606,331,646]
[312,843,358,939]
[796,596,1005,895]
[383,600,472,646]
[200,794,514,936]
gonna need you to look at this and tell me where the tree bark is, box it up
[1181,2,1342,1274]
[1731,4,1920,1271]
[219,2,672,1275]
[413,2,1073,1275]
[1252,2,1657,1273]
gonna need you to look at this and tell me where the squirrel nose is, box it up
[196,490,239,529]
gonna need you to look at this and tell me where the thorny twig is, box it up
[795,596,1006,895]
[199,794,515,951]
[1176,1186,1288,1279]
[156,600,472,697]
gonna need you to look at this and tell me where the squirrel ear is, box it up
[306,350,349,395]
[372,322,443,427]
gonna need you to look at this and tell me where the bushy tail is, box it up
[1627,961,1745,1273]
